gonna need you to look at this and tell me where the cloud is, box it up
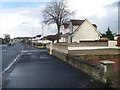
[1,0,51,2]
[67,0,118,33]
[0,0,119,38]
[0,4,57,38]
[68,0,118,17]
[0,12,26,37]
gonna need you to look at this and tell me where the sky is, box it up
[0,0,119,38]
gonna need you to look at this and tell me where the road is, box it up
[1,42,24,71]
[3,45,111,88]
[0,45,2,73]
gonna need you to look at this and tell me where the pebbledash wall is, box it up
[46,42,119,86]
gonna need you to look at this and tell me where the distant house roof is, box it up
[115,34,120,36]
[41,33,62,40]
[70,19,85,26]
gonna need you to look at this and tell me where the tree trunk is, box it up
[52,40,54,43]
[57,25,60,43]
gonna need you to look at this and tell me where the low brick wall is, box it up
[117,37,120,46]
[51,50,112,85]
[57,41,108,47]
[69,49,119,55]
[74,54,120,61]
[46,43,119,86]
[69,41,108,47]
[46,43,68,54]
[66,54,106,83]
[52,49,67,61]
[52,44,68,54]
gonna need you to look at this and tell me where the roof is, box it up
[63,19,101,36]
[41,33,62,40]
[115,34,120,36]
[71,19,101,36]
[63,19,97,28]
[70,19,85,26]
[62,19,86,29]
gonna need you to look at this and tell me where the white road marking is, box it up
[22,50,46,52]
[27,53,32,55]
[2,51,23,74]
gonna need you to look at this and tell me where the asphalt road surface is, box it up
[0,45,2,73]
[3,45,112,88]
[2,42,24,71]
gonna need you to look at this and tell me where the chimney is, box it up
[92,24,97,29]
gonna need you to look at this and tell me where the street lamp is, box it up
[42,22,44,48]
[23,22,33,46]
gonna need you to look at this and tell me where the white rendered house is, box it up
[60,19,101,43]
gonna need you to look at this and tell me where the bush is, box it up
[35,43,42,46]
[26,40,32,45]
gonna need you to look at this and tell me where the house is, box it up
[114,34,120,40]
[60,19,101,43]
[0,38,2,44]
[41,33,62,43]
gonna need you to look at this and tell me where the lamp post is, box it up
[23,22,33,46]
[42,22,44,48]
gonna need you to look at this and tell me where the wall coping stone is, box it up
[100,60,115,65]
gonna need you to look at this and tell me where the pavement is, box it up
[2,44,113,89]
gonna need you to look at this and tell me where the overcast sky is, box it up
[0,0,119,38]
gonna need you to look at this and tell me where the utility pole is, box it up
[23,22,33,46]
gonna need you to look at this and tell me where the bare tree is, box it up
[42,0,73,42]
